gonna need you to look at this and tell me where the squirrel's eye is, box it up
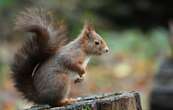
[95,40,100,45]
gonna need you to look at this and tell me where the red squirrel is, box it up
[11,8,109,106]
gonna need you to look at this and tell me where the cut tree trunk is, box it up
[27,91,142,110]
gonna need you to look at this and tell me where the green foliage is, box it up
[0,62,8,87]
[101,28,170,59]
[0,0,14,7]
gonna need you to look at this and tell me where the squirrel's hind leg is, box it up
[53,73,77,106]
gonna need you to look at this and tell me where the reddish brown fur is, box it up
[11,8,109,107]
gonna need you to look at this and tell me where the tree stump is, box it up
[27,91,142,110]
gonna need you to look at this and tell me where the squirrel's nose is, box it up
[105,47,109,53]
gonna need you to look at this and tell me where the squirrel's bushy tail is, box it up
[11,8,67,103]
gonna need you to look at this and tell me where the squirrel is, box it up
[11,8,109,106]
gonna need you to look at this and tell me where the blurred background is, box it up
[0,0,173,110]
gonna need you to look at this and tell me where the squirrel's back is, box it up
[11,8,67,104]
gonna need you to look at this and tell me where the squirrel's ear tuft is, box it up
[84,21,94,33]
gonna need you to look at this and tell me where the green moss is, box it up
[82,105,92,110]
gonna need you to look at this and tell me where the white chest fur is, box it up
[82,56,90,68]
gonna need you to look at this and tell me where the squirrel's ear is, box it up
[83,22,95,39]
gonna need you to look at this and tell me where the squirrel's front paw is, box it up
[78,69,86,77]
[74,76,84,83]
